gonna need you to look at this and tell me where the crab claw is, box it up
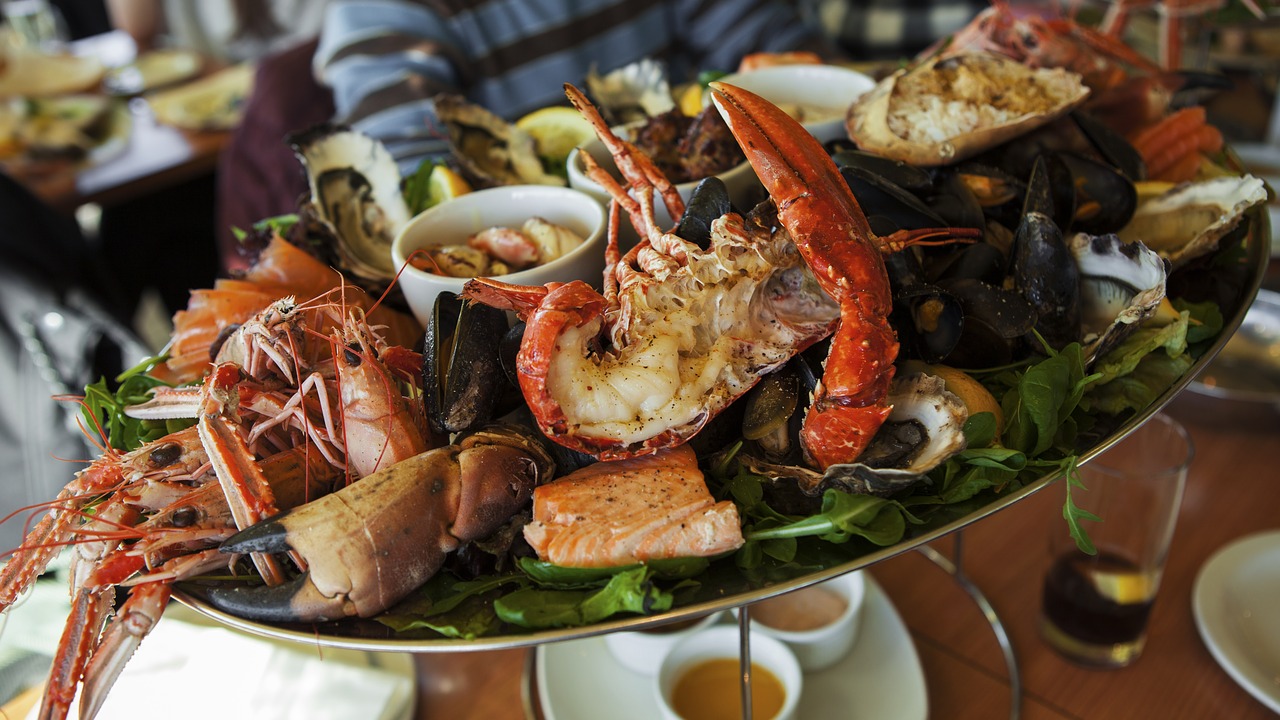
[204,428,553,623]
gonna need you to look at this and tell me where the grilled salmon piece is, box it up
[524,444,744,567]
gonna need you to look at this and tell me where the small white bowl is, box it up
[738,571,866,672]
[604,611,724,675]
[566,122,761,235]
[656,625,802,720]
[714,64,876,144]
[390,185,607,328]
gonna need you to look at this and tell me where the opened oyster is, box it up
[434,94,565,188]
[1117,175,1268,269]
[743,372,968,498]
[1070,233,1169,363]
[291,124,410,287]
[846,52,1090,166]
[584,58,676,126]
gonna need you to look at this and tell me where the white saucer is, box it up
[1192,529,1280,714]
[535,575,927,720]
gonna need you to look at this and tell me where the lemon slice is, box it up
[427,164,472,207]
[1092,568,1157,605]
[515,106,595,163]
[675,82,707,117]
[902,360,1005,439]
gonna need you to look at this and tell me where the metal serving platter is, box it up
[173,197,1272,654]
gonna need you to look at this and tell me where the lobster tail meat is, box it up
[709,81,898,470]
[462,84,843,461]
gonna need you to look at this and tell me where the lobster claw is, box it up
[205,427,554,623]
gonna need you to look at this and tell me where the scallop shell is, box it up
[1116,175,1268,270]
[845,52,1090,167]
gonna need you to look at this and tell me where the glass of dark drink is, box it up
[1039,413,1193,668]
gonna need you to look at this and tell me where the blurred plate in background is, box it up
[1186,288,1280,420]
[104,48,202,96]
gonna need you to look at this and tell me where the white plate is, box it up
[1192,529,1280,714]
[535,575,926,720]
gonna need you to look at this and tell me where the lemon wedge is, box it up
[675,82,707,117]
[902,360,1005,439]
[515,106,595,164]
[426,165,472,207]
[1092,568,1157,605]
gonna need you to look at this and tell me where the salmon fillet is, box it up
[523,444,745,568]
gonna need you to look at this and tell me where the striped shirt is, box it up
[314,0,830,171]
[793,0,986,61]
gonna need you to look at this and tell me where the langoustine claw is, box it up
[204,426,555,623]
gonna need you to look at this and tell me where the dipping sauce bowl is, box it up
[656,625,802,720]
[740,570,866,672]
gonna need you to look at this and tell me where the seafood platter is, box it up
[1,6,1274,719]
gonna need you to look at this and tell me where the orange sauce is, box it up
[671,659,786,720]
[751,586,847,632]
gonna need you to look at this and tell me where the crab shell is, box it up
[845,52,1091,167]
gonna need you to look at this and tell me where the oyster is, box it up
[584,58,676,126]
[290,124,410,287]
[845,52,1090,167]
[1116,175,1268,269]
[743,372,968,497]
[1070,233,1168,363]
[434,94,565,188]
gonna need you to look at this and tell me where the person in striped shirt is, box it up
[313,0,838,172]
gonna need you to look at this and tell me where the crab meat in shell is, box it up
[846,52,1090,166]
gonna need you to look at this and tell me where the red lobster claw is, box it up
[709,82,897,470]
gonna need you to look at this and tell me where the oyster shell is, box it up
[585,58,675,126]
[845,52,1090,167]
[291,124,410,287]
[743,372,968,497]
[1069,233,1168,363]
[434,94,565,188]
[1116,175,1268,269]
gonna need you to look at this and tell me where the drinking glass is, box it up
[2,0,68,51]
[1039,413,1193,668]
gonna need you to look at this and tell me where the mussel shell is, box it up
[1059,152,1137,235]
[833,149,934,193]
[424,292,511,434]
[928,170,986,231]
[927,241,1008,287]
[937,278,1038,368]
[841,165,947,237]
[740,355,816,464]
[892,284,964,364]
[1071,111,1146,182]
[675,176,733,250]
[1013,210,1081,351]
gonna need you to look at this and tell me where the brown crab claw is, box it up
[204,428,552,624]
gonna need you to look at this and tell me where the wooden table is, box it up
[407,390,1280,719]
[0,31,231,214]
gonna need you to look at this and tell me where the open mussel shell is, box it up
[424,291,512,435]
[741,356,816,464]
[884,251,964,364]
[1059,152,1137,235]
[936,277,1038,368]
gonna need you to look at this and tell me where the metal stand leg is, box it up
[917,532,1022,720]
[737,606,754,720]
